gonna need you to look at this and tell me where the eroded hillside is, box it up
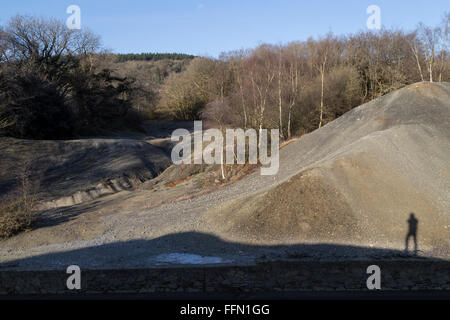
[0,82,449,269]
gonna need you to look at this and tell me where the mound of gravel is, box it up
[204,82,450,251]
[0,82,448,267]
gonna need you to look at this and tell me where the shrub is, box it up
[0,196,37,239]
[0,164,38,239]
[0,69,75,139]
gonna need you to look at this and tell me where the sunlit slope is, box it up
[206,82,450,250]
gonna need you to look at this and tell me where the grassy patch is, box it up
[0,195,37,239]
[0,160,39,239]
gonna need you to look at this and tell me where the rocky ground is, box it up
[0,82,449,278]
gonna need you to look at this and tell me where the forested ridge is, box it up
[0,13,448,140]
[159,14,449,140]
[114,53,195,62]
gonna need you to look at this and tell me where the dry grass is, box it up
[0,117,15,130]
[0,161,39,239]
[0,196,37,239]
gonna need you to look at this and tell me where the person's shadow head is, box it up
[405,212,419,255]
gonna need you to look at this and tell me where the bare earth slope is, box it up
[207,82,450,250]
[0,82,449,269]
[0,137,172,208]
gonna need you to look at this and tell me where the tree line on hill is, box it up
[106,56,193,119]
[0,15,195,139]
[114,53,195,63]
[160,13,449,140]
[0,15,137,138]
[0,13,448,141]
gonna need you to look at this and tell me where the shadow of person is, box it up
[405,213,418,255]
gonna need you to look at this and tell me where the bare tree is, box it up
[408,31,425,82]
[436,13,449,82]
[277,45,284,138]
[307,34,339,128]
[5,15,100,58]
[159,57,216,120]
[417,22,441,82]
[0,27,8,63]
[221,50,250,128]
[3,15,100,79]
[244,45,277,132]
[284,42,304,139]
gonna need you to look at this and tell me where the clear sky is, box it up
[1,0,448,57]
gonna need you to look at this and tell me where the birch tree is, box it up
[285,42,304,139]
[437,13,449,82]
[308,34,336,128]
[409,32,425,82]
[417,22,440,82]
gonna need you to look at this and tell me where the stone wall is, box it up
[0,260,449,296]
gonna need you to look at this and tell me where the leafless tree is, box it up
[284,42,305,139]
[307,34,341,128]
[220,50,250,128]
[436,13,449,82]
[3,15,100,79]
[408,31,425,82]
[417,22,441,82]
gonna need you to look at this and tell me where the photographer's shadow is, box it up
[405,213,419,255]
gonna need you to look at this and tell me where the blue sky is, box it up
[1,0,448,57]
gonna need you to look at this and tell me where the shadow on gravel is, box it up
[1,232,449,295]
[34,197,119,228]
[1,231,444,270]
[405,213,419,255]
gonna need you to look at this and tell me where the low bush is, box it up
[0,195,37,239]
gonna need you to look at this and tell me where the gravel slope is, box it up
[0,82,449,269]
